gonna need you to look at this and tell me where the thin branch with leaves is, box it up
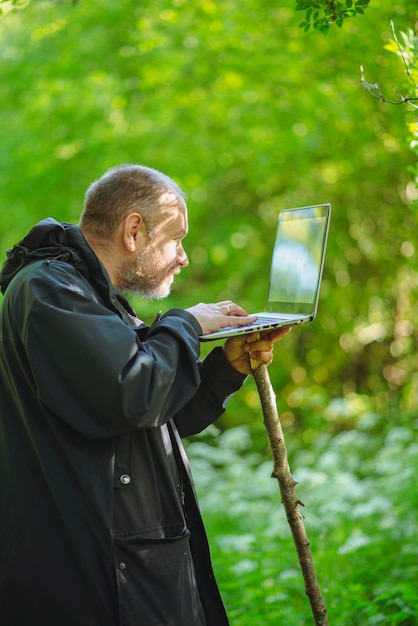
[296,0,371,35]
[360,21,418,109]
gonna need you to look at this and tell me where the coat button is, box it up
[119,474,131,485]
[119,562,127,570]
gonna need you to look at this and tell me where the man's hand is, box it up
[223,327,292,375]
[185,300,257,335]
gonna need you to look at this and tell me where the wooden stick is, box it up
[250,351,329,625]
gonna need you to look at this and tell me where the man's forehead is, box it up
[157,191,188,231]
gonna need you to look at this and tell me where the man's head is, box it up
[80,164,189,299]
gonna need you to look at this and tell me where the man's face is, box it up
[119,192,189,299]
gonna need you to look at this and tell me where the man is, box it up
[0,164,289,626]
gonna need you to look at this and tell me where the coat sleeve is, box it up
[174,347,247,437]
[21,263,204,438]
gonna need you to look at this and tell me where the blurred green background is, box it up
[1,0,417,623]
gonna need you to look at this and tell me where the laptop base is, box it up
[199,314,311,342]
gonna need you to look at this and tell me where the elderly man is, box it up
[0,164,288,626]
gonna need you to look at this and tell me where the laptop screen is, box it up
[266,204,330,315]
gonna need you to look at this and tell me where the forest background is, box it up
[0,0,417,624]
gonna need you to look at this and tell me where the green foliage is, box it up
[186,416,418,624]
[360,23,417,109]
[0,0,417,619]
[296,0,371,34]
[0,0,28,16]
[361,21,418,209]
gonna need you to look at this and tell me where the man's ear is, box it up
[122,213,146,253]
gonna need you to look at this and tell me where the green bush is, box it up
[185,414,418,625]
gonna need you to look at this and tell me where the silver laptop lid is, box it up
[265,203,331,317]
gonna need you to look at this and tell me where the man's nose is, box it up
[177,245,189,267]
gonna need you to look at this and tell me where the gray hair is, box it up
[79,164,186,238]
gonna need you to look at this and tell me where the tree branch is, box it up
[360,22,418,110]
[251,359,329,625]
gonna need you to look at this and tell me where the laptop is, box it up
[200,203,331,342]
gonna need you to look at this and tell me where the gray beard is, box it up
[118,252,174,300]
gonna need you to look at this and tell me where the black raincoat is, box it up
[0,219,246,626]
